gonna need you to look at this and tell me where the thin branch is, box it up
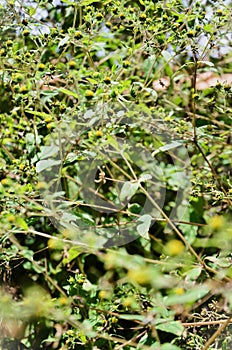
[115,329,148,350]
[182,319,231,327]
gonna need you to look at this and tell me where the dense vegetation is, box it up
[0,0,232,349]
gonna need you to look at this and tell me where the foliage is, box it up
[0,0,232,349]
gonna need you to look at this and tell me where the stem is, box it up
[191,49,198,142]
[72,2,78,29]
[1,144,15,161]
[115,329,148,350]
[182,319,231,327]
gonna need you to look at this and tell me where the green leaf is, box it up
[25,110,51,118]
[198,61,214,67]
[165,63,173,77]
[165,285,210,306]
[161,344,182,350]
[143,54,156,76]
[59,88,79,99]
[204,23,213,33]
[173,62,194,76]
[156,320,184,336]
[67,247,82,263]
[128,203,142,214]
[0,157,6,167]
[139,173,152,182]
[81,0,99,5]
[152,141,183,156]
[162,50,172,62]
[119,181,139,202]
[64,152,79,165]
[29,7,36,16]
[58,35,70,48]
[21,249,34,259]
[105,135,121,151]
[137,214,152,239]
[36,159,61,173]
[16,217,29,230]
[118,314,145,321]
[205,256,232,268]
[85,77,99,84]
[39,146,60,160]
[143,87,158,100]
[183,266,202,281]
[202,87,215,97]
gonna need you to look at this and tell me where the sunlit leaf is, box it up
[25,110,51,118]
[139,173,152,182]
[36,159,61,173]
[165,285,210,306]
[15,217,29,230]
[39,146,60,160]
[156,320,184,336]
[137,214,152,239]
[59,88,79,99]
[162,50,172,62]
[119,181,139,202]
